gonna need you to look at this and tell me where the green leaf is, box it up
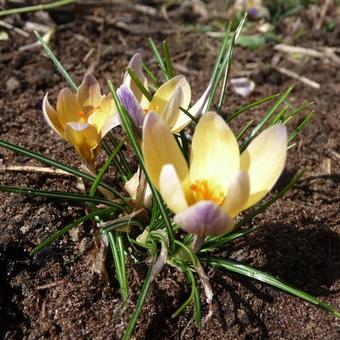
[240,85,294,152]
[207,14,246,111]
[35,30,77,91]
[31,206,117,255]
[142,63,161,87]
[0,185,116,206]
[288,110,314,145]
[89,140,124,197]
[0,0,76,17]
[0,139,127,202]
[202,258,340,318]
[148,37,170,80]
[227,94,278,123]
[107,232,129,301]
[162,40,174,79]
[127,68,152,102]
[122,244,157,340]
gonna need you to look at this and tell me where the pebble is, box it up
[6,77,21,92]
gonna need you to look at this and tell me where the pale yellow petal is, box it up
[149,75,191,116]
[241,125,287,209]
[159,164,188,213]
[42,93,64,137]
[64,122,100,162]
[76,74,102,113]
[221,171,250,218]
[123,53,149,110]
[171,82,212,133]
[190,112,240,194]
[159,86,183,130]
[56,87,82,127]
[88,96,119,137]
[142,112,189,191]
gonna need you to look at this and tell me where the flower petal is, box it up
[241,125,287,209]
[190,111,240,194]
[174,200,233,236]
[159,164,188,213]
[171,82,212,133]
[88,95,119,137]
[117,85,144,129]
[123,53,149,109]
[76,74,102,112]
[64,122,100,162]
[98,96,120,137]
[150,75,191,116]
[56,87,82,127]
[221,171,250,217]
[142,112,189,191]
[42,93,64,137]
[159,86,184,131]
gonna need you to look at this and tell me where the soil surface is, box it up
[0,1,339,339]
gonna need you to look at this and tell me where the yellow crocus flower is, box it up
[142,111,287,236]
[118,53,210,133]
[43,74,119,163]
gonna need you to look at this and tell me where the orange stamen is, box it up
[143,104,160,115]
[78,106,101,122]
[190,179,224,205]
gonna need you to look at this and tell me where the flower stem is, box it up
[192,235,206,253]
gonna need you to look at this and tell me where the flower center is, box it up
[79,106,100,122]
[190,179,224,205]
[143,104,160,115]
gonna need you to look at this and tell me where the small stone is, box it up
[6,77,21,92]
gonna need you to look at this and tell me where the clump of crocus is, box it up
[117,53,211,134]
[43,74,119,165]
[142,111,287,245]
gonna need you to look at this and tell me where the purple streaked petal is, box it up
[117,85,144,128]
[174,201,233,237]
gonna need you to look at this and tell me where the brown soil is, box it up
[0,1,339,339]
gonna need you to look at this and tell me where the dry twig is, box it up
[275,66,320,89]
[0,165,73,175]
[315,0,332,30]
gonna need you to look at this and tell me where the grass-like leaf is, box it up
[240,85,294,152]
[31,206,118,255]
[0,0,76,17]
[122,244,157,340]
[127,68,152,101]
[107,133,132,180]
[0,139,127,202]
[227,94,279,123]
[148,37,170,80]
[89,141,124,197]
[288,110,315,145]
[35,30,77,91]
[207,14,246,111]
[107,232,129,301]
[142,63,161,87]
[236,120,253,140]
[162,40,174,79]
[202,258,340,318]
[101,219,142,234]
[0,185,117,207]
